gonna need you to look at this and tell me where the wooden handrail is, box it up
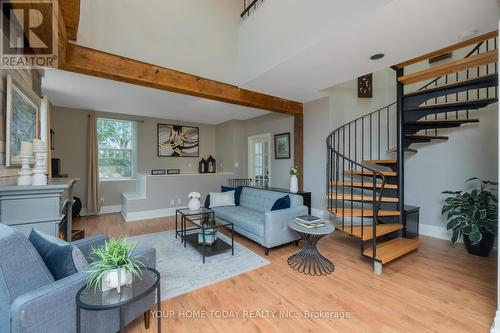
[395,30,498,68]
[398,49,498,84]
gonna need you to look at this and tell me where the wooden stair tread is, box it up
[327,194,399,203]
[335,223,403,241]
[363,237,421,264]
[346,170,397,177]
[363,159,397,164]
[404,73,498,97]
[398,50,498,84]
[330,208,400,218]
[331,181,398,190]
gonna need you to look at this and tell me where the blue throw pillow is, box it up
[28,229,88,280]
[271,195,291,211]
[221,186,243,206]
[204,194,211,209]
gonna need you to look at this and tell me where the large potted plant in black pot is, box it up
[442,177,497,257]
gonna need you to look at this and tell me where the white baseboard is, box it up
[418,223,463,243]
[80,205,122,217]
[492,310,500,333]
[122,207,180,222]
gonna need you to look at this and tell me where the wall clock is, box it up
[358,73,373,98]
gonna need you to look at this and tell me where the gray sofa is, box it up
[212,187,308,254]
[0,224,156,333]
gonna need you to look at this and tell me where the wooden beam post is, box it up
[60,0,80,41]
[294,113,304,191]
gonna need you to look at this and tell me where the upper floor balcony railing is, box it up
[241,0,264,19]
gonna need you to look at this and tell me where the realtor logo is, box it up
[0,0,58,68]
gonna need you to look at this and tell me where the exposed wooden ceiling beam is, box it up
[60,44,303,114]
[395,30,498,68]
[60,0,80,41]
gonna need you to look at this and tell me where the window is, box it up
[97,118,136,179]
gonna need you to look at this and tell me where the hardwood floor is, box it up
[74,214,497,333]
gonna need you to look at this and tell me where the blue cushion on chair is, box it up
[221,186,243,205]
[28,229,88,280]
[204,194,211,209]
[271,195,291,211]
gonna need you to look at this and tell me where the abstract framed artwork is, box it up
[5,75,39,166]
[274,132,290,159]
[157,124,199,157]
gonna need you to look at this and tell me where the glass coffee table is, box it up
[175,207,214,241]
[182,214,234,264]
[76,267,161,333]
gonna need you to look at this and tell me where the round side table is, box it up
[76,267,161,333]
[287,221,335,276]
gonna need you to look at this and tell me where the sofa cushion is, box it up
[239,187,302,213]
[29,229,88,280]
[0,225,54,304]
[213,206,265,236]
[221,186,243,205]
[271,195,291,211]
[209,191,236,208]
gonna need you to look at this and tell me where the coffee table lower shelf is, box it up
[184,232,233,262]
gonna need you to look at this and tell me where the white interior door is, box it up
[248,134,271,187]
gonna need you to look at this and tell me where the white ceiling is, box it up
[41,69,269,125]
[240,0,500,102]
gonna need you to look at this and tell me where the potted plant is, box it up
[188,191,201,211]
[289,166,299,193]
[442,177,498,257]
[86,238,144,293]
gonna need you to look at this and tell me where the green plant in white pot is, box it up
[87,238,143,293]
[442,177,498,257]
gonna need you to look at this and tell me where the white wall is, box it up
[78,0,241,84]
[238,0,390,86]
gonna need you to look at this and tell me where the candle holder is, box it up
[32,148,47,186]
[17,155,33,186]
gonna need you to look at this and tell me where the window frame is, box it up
[97,117,137,181]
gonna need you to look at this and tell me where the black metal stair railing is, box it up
[241,0,264,18]
[326,102,397,270]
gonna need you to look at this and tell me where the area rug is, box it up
[129,230,269,300]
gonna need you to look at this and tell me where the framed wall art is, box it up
[157,123,199,157]
[274,132,290,159]
[6,75,39,166]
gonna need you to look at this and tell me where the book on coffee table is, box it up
[295,215,322,224]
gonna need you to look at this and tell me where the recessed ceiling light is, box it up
[370,53,385,60]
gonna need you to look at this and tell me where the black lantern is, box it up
[199,158,207,173]
[207,155,216,173]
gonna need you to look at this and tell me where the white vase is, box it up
[290,175,298,193]
[101,268,133,293]
[188,198,201,211]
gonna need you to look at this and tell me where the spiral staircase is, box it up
[326,31,499,274]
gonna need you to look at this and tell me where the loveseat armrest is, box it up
[264,205,308,248]
[10,272,88,333]
[132,246,156,270]
[72,235,109,262]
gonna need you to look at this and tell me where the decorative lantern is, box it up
[207,155,216,173]
[199,158,207,173]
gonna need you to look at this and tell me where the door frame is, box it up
[248,133,272,186]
